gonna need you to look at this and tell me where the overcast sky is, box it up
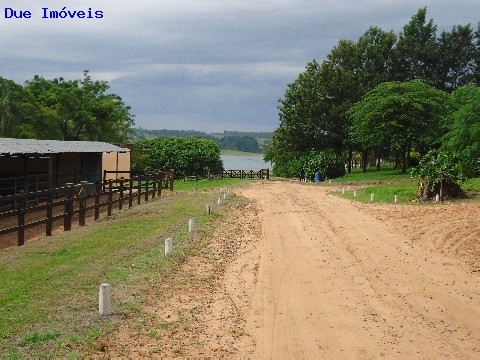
[1,1,478,132]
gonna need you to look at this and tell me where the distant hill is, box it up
[131,128,273,153]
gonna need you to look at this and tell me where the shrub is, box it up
[133,137,223,176]
[412,150,477,199]
[300,149,345,180]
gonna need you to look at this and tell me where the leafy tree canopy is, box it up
[133,137,223,177]
[0,71,134,142]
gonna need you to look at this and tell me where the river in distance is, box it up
[220,154,271,170]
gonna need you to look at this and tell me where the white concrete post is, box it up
[223,192,226,199]
[394,195,398,203]
[217,197,222,206]
[220,188,223,193]
[206,205,211,215]
[165,238,172,257]
[435,194,440,203]
[227,188,230,194]
[370,193,375,202]
[328,180,331,184]
[353,190,357,198]
[341,188,345,195]
[99,283,111,315]
[347,185,350,190]
[189,218,195,233]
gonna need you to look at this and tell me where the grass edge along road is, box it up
[330,165,479,204]
[0,179,247,358]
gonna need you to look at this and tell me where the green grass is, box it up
[337,182,418,204]
[333,164,412,182]
[333,166,479,204]
[173,178,255,191]
[0,187,238,357]
[220,149,263,156]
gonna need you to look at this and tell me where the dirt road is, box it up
[99,181,479,358]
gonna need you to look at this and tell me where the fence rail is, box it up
[177,169,270,181]
[0,170,174,248]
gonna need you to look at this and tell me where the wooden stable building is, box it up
[0,138,130,195]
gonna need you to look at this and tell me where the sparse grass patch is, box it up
[173,178,253,191]
[0,186,239,357]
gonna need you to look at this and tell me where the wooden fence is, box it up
[178,169,270,181]
[0,170,174,247]
[221,169,269,180]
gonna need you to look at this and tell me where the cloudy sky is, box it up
[1,1,478,132]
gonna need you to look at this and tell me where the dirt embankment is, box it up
[96,181,479,358]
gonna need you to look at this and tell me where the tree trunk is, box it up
[406,141,412,170]
[347,147,352,173]
[402,146,407,174]
[362,149,367,173]
[376,149,381,171]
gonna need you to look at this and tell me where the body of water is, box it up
[221,154,271,170]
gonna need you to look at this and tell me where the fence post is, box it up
[78,181,88,226]
[152,174,157,199]
[107,180,113,216]
[64,183,74,231]
[145,173,150,202]
[128,177,133,208]
[46,189,53,236]
[137,176,142,205]
[119,179,124,210]
[169,170,174,191]
[17,190,26,246]
[95,182,101,220]
[158,171,164,196]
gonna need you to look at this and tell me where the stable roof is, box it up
[0,138,129,156]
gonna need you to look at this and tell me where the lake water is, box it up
[221,154,271,170]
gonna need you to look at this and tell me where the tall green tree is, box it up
[348,80,449,173]
[394,7,438,81]
[436,24,477,91]
[24,71,134,141]
[441,84,480,162]
[0,77,23,137]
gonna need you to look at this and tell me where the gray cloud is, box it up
[1,0,478,131]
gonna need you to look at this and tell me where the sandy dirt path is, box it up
[236,181,478,358]
[97,181,479,358]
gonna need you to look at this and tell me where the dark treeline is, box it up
[265,7,479,193]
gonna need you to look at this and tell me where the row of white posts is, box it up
[99,187,230,315]
[341,188,442,203]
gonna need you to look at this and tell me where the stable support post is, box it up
[165,238,173,257]
[206,205,211,215]
[99,283,111,316]
[217,197,222,206]
[394,195,398,203]
[189,218,195,233]
[353,190,357,198]
[341,188,345,195]
[435,194,440,203]
[370,193,375,202]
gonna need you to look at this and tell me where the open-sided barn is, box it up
[0,138,130,195]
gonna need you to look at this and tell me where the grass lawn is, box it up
[332,164,412,183]
[332,165,480,204]
[0,186,241,357]
[173,178,256,191]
